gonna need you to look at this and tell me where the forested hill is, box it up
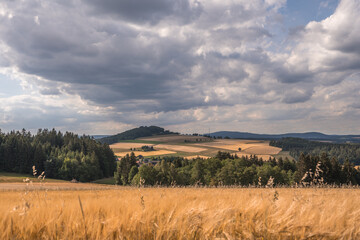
[98,126,177,144]
[270,138,360,165]
[0,129,116,182]
[210,131,360,143]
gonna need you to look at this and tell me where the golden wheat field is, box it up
[1,187,360,239]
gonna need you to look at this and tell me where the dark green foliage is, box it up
[115,152,137,185]
[98,126,177,144]
[0,128,116,182]
[141,145,154,151]
[114,152,360,186]
[138,164,158,185]
[128,166,139,183]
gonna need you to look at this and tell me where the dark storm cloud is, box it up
[282,88,314,104]
[0,0,278,113]
[0,0,199,111]
[1,0,360,134]
[86,0,203,25]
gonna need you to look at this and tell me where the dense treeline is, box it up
[0,129,116,182]
[99,126,177,144]
[115,151,360,186]
[270,138,360,164]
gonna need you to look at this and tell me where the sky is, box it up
[0,0,360,135]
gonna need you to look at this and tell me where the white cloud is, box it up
[34,15,40,25]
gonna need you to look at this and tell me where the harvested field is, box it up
[193,139,281,156]
[109,142,155,150]
[1,188,360,239]
[139,134,211,143]
[115,150,176,157]
[242,145,281,155]
[155,144,207,153]
[193,139,258,147]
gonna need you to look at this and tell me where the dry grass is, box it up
[1,187,360,239]
[115,150,176,157]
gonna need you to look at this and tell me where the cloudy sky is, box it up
[0,0,359,135]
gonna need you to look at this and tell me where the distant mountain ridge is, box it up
[209,131,360,143]
[98,126,177,144]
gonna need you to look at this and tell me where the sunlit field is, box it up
[1,187,360,239]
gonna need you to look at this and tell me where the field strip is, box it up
[115,150,176,157]
[0,182,117,191]
[110,142,155,149]
[155,144,207,153]
[138,135,210,142]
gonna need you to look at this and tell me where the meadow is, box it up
[1,185,359,239]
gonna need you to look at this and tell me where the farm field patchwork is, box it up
[111,136,285,159]
[1,187,359,239]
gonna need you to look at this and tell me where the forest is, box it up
[1,129,360,186]
[0,129,116,182]
[270,138,360,165]
[115,151,360,186]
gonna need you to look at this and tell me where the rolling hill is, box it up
[98,126,177,144]
[210,131,360,143]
